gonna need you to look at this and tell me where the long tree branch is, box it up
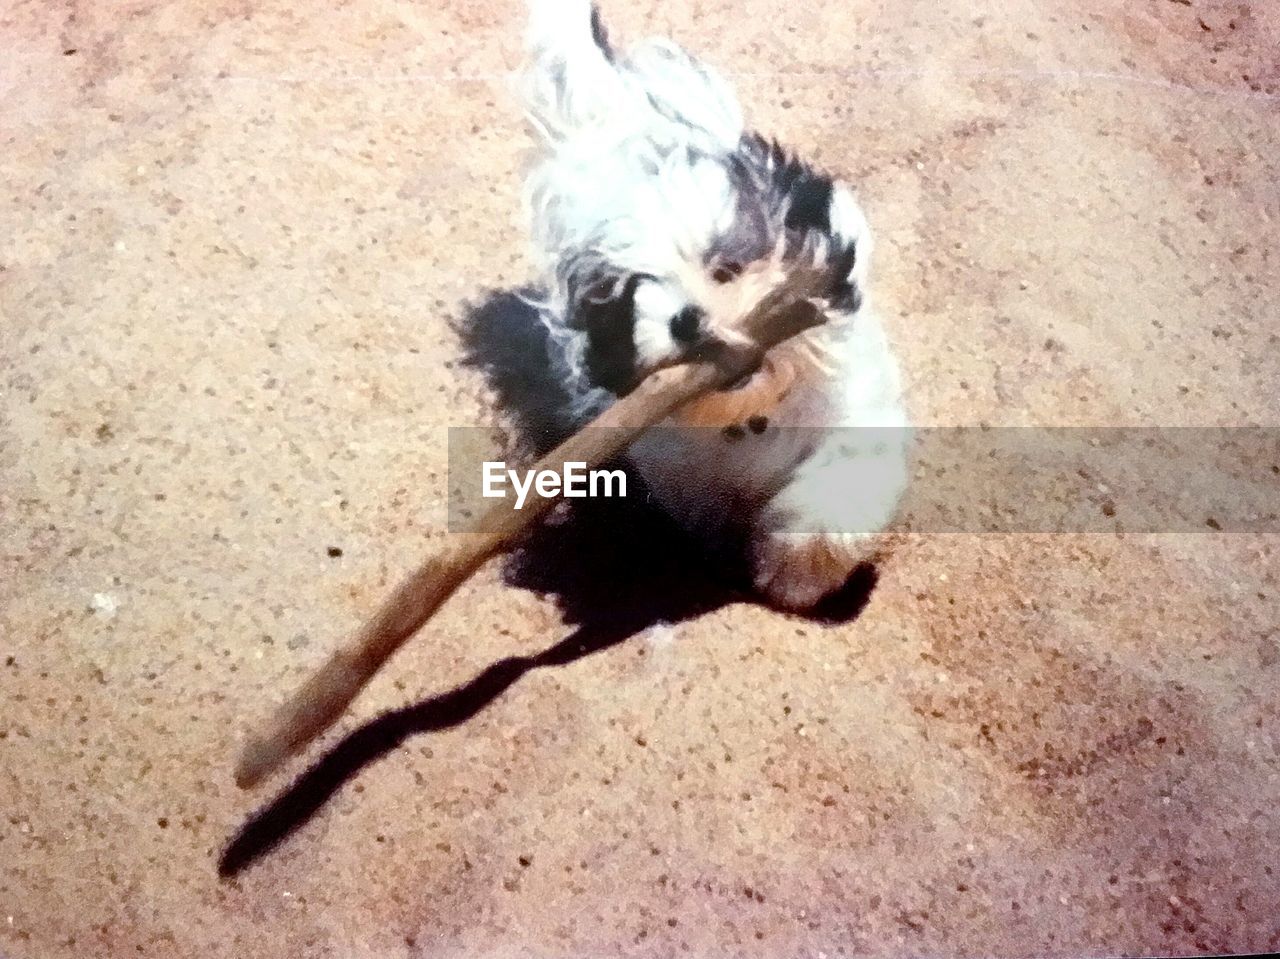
[235,269,829,789]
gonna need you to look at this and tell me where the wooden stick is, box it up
[234,271,829,789]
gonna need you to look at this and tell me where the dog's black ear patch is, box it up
[574,272,642,394]
[741,133,835,234]
[783,172,833,233]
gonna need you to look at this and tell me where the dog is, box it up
[518,0,910,611]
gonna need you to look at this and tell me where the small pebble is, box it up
[90,593,118,618]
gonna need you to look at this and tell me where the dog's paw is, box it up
[750,530,877,612]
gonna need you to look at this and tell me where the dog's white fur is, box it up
[520,0,910,610]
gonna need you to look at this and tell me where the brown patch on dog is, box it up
[674,354,798,428]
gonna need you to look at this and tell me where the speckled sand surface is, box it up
[2,1,1279,957]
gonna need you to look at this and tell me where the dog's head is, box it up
[563,134,872,395]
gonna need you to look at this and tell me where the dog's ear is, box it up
[741,134,835,235]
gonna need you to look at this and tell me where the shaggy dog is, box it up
[519,0,910,610]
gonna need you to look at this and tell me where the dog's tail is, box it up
[526,0,616,62]
[522,0,630,143]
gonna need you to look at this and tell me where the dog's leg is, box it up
[749,424,909,610]
[748,311,910,612]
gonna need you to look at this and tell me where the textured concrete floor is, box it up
[3,1,1279,956]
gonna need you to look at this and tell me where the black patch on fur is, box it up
[453,290,580,449]
[669,305,704,343]
[576,272,644,394]
[589,4,614,61]
[784,172,833,233]
[830,241,857,278]
[741,133,834,234]
[829,281,863,314]
[826,242,862,313]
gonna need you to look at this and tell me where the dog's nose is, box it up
[669,305,705,344]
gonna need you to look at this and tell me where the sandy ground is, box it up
[3,1,1279,956]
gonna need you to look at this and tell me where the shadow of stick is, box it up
[220,619,624,877]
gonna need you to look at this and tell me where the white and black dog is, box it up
[519,0,910,610]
